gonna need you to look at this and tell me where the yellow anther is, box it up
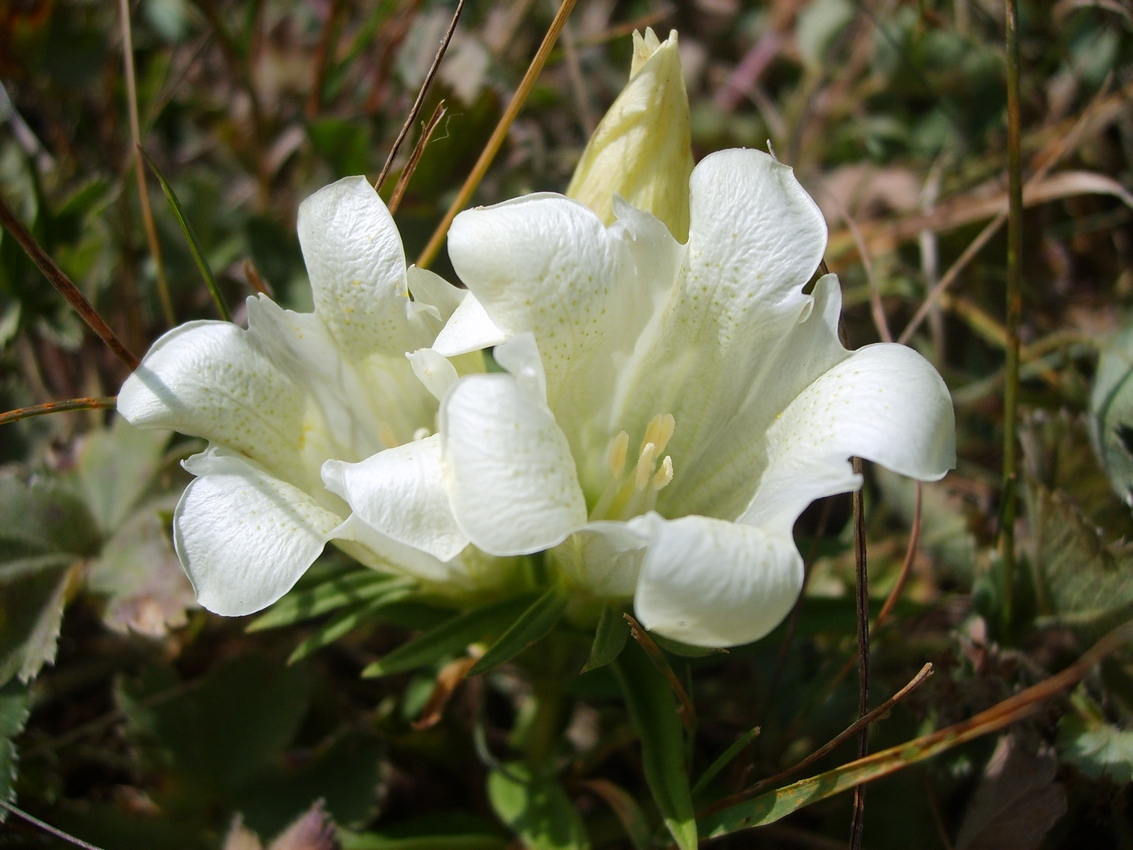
[640,413,676,456]
[608,431,629,477]
[635,442,657,491]
[651,455,673,491]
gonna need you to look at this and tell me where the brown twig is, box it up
[0,194,140,371]
[623,613,697,730]
[0,396,118,427]
[849,457,869,850]
[417,0,579,268]
[375,0,465,192]
[387,101,447,215]
[0,801,107,850]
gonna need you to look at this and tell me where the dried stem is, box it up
[0,801,107,850]
[417,0,579,268]
[875,481,923,628]
[387,101,447,215]
[0,194,140,371]
[849,457,869,849]
[119,0,175,328]
[1000,0,1024,634]
[0,396,117,427]
[375,0,465,192]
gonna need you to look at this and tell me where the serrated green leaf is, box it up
[612,641,696,850]
[363,593,539,678]
[142,150,231,321]
[1059,714,1133,785]
[488,763,590,850]
[75,416,172,535]
[581,604,629,673]
[0,679,30,812]
[287,582,417,663]
[0,475,101,562]
[249,571,412,631]
[1091,323,1133,506]
[466,587,568,677]
[0,554,82,686]
[691,726,760,797]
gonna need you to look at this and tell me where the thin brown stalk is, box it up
[0,802,107,850]
[703,663,934,815]
[387,101,447,215]
[375,0,466,192]
[0,396,117,427]
[306,0,348,117]
[624,613,697,730]
[875,482,923,628]
[850,457,869,850]
[417,0,579,269]
[824,190,891,342]
[0,195,140,371]
[119,0,175,328]
[242,258,273,296]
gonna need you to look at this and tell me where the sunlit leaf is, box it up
[487,763,590,850]
[581,604,628,673]
[612,641,696,850]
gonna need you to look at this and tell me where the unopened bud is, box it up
[566,29,693,242]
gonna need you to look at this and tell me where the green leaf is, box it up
[1091,322,1133,506]
[142,149,232,322]
[75,416,172,535]
[0,555,82,686]
[0,475,101,562]
[363,592,539,678]
[1059,714,1133,785]
[579,779,651,850]
[581,604,629,673]
[308,118,373,179]
[612,641,696,850]
[249,571,412,631]
[342,835,506,850]
[287,581,417,663]
[488,763,590,850]
[0,679,30,814]
[466,587,569,677]
[691,727,760,797]
[118,654,311,793]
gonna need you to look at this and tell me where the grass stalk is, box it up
[1000,0,1024,633]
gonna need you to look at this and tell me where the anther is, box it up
[608,431,629,477]
[635,442,657,491]
[651,455,673,490]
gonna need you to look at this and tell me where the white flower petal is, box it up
[298,176,427,358]
[741,342,956,532]
[174,450,340,616]
[330,517,471,587]
[408,265,466,323]
[322,435,468,563]
[440,374,586,556]
[118,318,308,483]
[631,513,803,648]
[407,348,459,402]
[447,193,638,407]
[494,332,548,404]
[553,521,647,598]
[609,149,830,503]
[431,292,510,357]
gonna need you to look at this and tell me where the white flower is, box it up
[118,177,484,616]
[338,149,955,648]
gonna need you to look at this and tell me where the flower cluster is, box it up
[120,29,954,647]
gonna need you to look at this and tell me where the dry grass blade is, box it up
[623,613,697,730]
[387,101,447,215]
[875,481,923,628]
[118,0,175,328]
[375,0,465,192]
[850,456,869,849]
[705,663,935,814]
[0,195,140,370]
[0,396,117,427]
[417,0,579,268]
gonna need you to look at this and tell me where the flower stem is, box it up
[1000,0,1024,635]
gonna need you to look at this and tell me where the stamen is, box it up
[413,427,430,442]
[654,414,676,455]
[652,455,673,490]
[608,431,629,477]
[378,421,399,449]
[635,442,657,491]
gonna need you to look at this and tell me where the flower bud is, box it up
[566,28,693,242]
